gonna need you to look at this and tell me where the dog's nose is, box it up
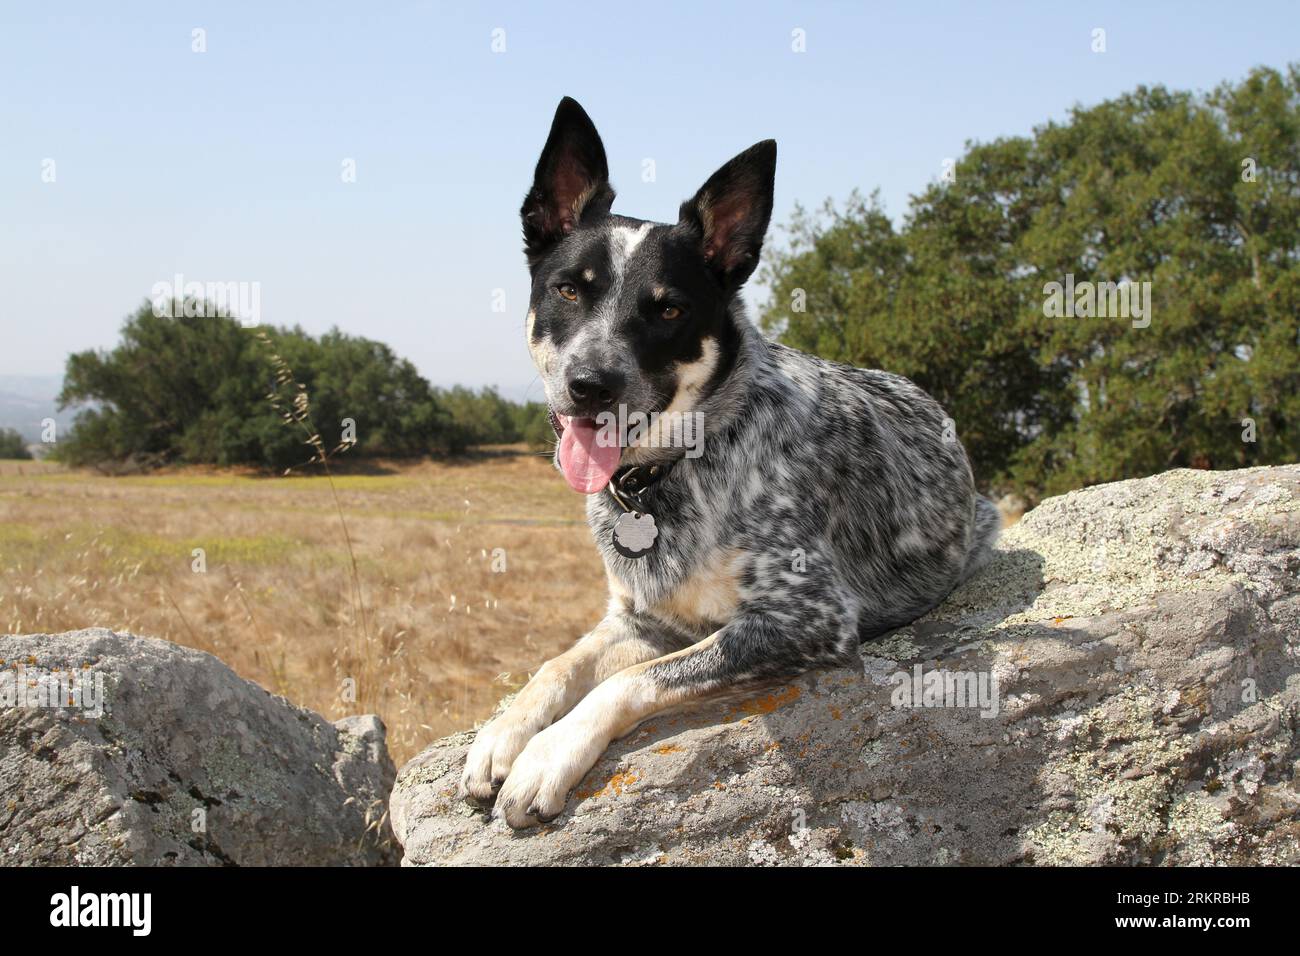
[566,367,626,409]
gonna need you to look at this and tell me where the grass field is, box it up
[0,451,605,765]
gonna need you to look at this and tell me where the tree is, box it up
[759,65,1300,498]
[0,428,32,459]
[57,301,461,469]
[436,386,518,452]
[512,401,555,451]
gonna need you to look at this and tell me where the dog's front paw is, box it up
[460,713,546,803]
[493,717,607,829]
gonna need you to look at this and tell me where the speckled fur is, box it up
[593,318,1001,676]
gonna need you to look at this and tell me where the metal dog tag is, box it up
[612,511,658,559]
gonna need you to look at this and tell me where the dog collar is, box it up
[610,462,672,501]
[606,462,673,559]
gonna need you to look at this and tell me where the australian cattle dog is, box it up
[461,97,1000,828]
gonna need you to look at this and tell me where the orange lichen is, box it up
[726,685,801,719]
[651,744,683,755]
[576,770,639,800]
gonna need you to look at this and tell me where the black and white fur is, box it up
[461,97,1000,828]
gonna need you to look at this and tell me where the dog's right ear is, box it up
[521,97,614,269]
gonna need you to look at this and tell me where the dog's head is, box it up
[521,97,775,494]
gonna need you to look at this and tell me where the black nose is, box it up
[566,367,626,408]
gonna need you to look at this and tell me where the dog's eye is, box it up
[662,305,683,321]
[556,283,578,302]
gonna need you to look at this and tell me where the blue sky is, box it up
[1,1,1293,402]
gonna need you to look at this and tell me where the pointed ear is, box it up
[521,97,615,268]
[678,140,776,288]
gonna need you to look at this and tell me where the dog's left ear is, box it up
[521,97,615,269]
[679,140,776,288]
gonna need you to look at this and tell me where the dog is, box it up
[460,97,1001,828]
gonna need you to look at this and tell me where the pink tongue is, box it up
[558,417,621,493]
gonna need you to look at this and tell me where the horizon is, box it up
[2,1,1295,402]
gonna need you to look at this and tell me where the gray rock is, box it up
[392,465,1300,866]
[1,628,397,866]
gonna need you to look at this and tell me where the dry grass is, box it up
[0,452,605,765]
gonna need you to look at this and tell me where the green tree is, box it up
[759,65,1300,498]
[57,301,462,469]
[512,401,555,451]
[436,386,521,452]
[0,428,32,459]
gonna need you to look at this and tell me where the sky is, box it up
[1,1,1294,403]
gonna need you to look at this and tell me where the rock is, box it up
[392,465,1300,866]
[1,628,398,866]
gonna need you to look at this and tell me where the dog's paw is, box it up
[492,717,606,829]
[460,713,546,803]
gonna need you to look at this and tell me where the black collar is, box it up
[612,462,672,493]
[607,461,674,513]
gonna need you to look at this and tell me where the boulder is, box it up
[392,465,1300,865]
[0,628,397,866]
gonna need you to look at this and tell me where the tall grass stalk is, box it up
[254,329,380,716]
